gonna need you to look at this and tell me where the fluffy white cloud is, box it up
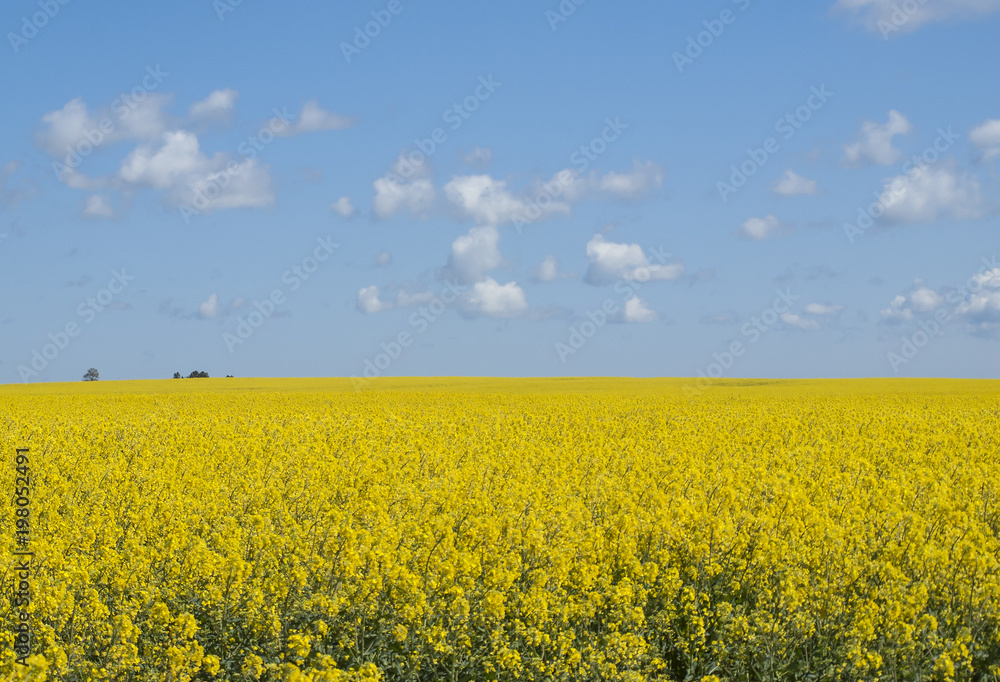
[880,284,945,323]
[356,286,392,314]
[331,196,355,217]
[444,175,538,226]
[448,225,502,284]
[804,302,845,316]
[739,215,788,241]
[463,278,528,318]
[881,294,915,323]
[876,265,1000,336]
[405,161,663,228]
[373,154,436,219]
[773,169,819,196]
[118,131,274,211]
[533,255,560,283]
[119,131,207,189]
[186,159,274,210]
[834,0,1000,34]
[781,313,821,330]
[198,293,220,319]
[37,94,173,158]
[373,176,436,218]
[594,160,664,200]
[356,285,437,314]
[619,296,658,323]
[954,268,1000,328]
[970,119,1000,160]
[542,161,664,204]
[876,166,981,224]
[189,89,238,123]
[38,91,292,215]
[880,269,1000,335]
[277,100,355,136]
[82,194,114,219]
[910,286,945,311]
[843,110,911,166]
[584,234,683,285]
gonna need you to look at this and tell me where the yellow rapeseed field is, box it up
[1,378,999,681]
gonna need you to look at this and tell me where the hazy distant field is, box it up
[2,379,999,680]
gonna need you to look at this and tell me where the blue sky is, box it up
[2,0,999,383]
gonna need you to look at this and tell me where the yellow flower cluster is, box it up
[1,377,999,681]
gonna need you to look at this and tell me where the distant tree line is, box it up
[171,372,236,378]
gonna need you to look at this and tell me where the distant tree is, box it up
[188,371,209,378]
[83,368,99,382]
[173,372,181,379]
[226,375,234,378]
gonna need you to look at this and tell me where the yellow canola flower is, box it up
[0,377,998,680]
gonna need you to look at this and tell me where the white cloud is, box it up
[619,296,658,323]
[834,0,1000,34]
[448,225,502,284]
[186,159,274,210]
[376,250,392,267]
[533,255,560,283]
[880,270,1000,335]
[118,131,274,211]
[463,278,528,318]
[198,293,220,319]
[843,110,911,166]
[356,285,437,314]
[880,284,945,323]
[595,160,664,200]
[781,312,821,330]
[543,161,664,204]
[118,94,175,141]
[118,130,208,189]
[278,100,355,137]
[189,89,238,123]
[804,302,845,316]
[876,166,981,224]
[773,169,819,196]
[82,194,114,219]
[584,234,684,285]
[373,153,436,219]
[38,98,95,157]
[910,286,945,311]
[739,215,789,241]
[331,196,355,217]
[373,177,436,218]
[881,294,914,323]
[444,175,535,226]
[37,95,173,159]
[970,119,1000,160]
[954,268,1000,328]
[462,146,493,166]
[356,286,393,314]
